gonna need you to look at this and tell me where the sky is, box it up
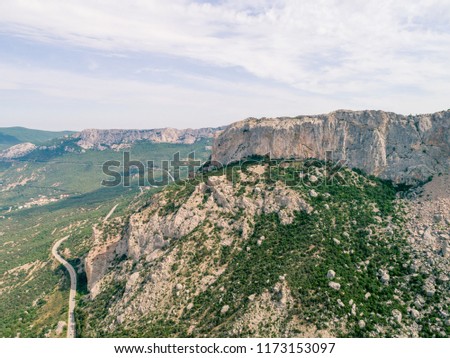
[0,0,449,130]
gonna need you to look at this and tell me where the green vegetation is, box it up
[0,127,74,151]
[184,162,409,337]
[0,185,138,337]
[3,154,447,338]
[0,139,212,337]
[76,160,446,338]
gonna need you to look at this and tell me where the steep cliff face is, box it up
[73,127,221,150]
[85,227,127,298]
[211,110,450,183]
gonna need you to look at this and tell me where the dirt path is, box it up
[103,204,118,223]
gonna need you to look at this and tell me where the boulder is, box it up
[392,309,402,324]
[220,305,230,314]
[329,282,341,290]
[309,190,318,198]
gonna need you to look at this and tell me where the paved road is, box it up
[52,236,77,338]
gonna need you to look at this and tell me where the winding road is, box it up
[52,236,77,338]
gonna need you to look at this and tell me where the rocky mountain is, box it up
[212,110,450,184]
[75,109,449,338]
[73,127,221,150]
[4,110,446,338]
[0,127,221,160]
[79,160,449,338]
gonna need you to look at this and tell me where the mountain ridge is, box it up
[212,109,450,184]
[73,127,222,150]
[0,126,222,160]
[0,127,74,152]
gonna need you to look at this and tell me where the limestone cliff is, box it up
[212,110,450,183]
[74,127,221,150]
[85,226,127,297]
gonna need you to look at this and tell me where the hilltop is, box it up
[0,127,74,151]
[79,160,449,337]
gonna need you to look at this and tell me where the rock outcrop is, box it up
[0,142,37,159]
[85,227,127,297]
[212,110,450,183]
[85,168,313,295]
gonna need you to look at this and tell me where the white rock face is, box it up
[85,227,127,298]
[126,272,141,293]
[0,142,37,159]
[329,282,341,290]
[326,270,336,279]
[379,270,390,285]
[85,167,313,294]
[74,127,220,150]
[212,110,450,183]
[410,309,421,320]
[309,190,318,198]
[392,309,402,324]
[221,305,230,314]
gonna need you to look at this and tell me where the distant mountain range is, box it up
[2,109,449,185]
[0,126,222,160]
[0,127,75,150]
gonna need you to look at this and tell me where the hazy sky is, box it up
[0,0,449,130]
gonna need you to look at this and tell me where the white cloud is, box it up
[0,61,347,129]
[0,0,449,129]
[1,1,449,88]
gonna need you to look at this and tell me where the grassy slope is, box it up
[0,127,74,146]
[0,133,21,150]
[0,139,212,337]
[0,139,212,209]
